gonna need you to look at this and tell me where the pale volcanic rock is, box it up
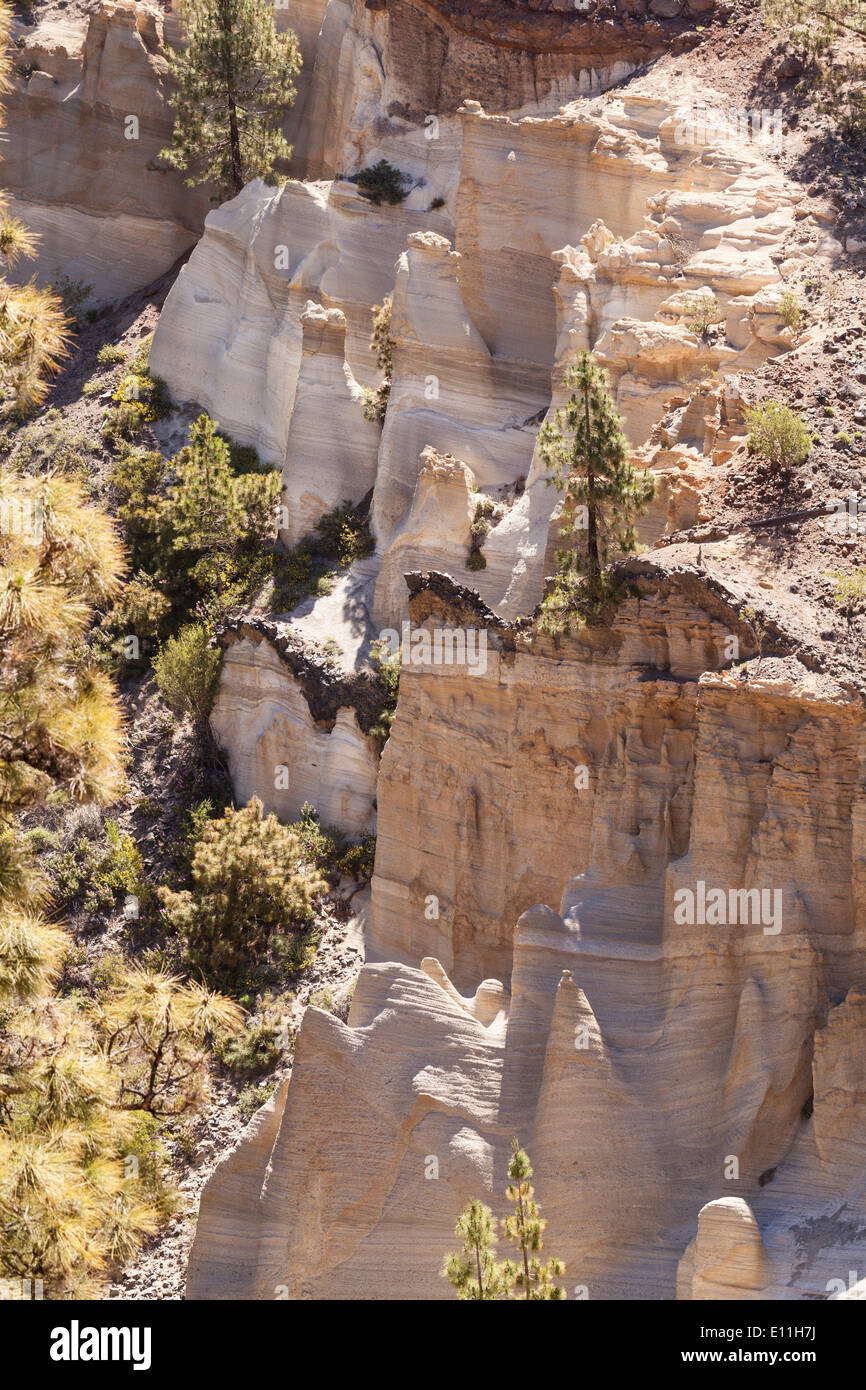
[280,302,380,546]
[299,0,696,184]
[595,317,735,442]
[277,0,332,178]
[655,284,726,328]
[188,1077,291,1301]
[677,1199,769,1300]
[150,177,451,464]
[679,994,866,1299]
[210,630,378,834]
[188,961,509,1299]
[190,573,866,1300]
[373,447,476,630]
[371,230,544,553]
[5,2,209,301]
[187,548,866,1299]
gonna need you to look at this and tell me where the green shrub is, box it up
[23,827,58,854]
[215,428,264,474]
[158,797,327,983]
[237,1077,278,1123]
[369,638,400,751]
[49,271,93,329]
[466,549,487,572]
[93,576,173,674]
[49,818,143,917]
[109,370,170,428]
[313,500,375,566]
[273,924,320,977]
[287,803,340,869]
[97,344,127,367]
[355,160,409,206]
[216,1010,286,1073]
[153,624,222,719]
[830,566,866,624]
[686,291,722,337]
[778,291,802,329]
[360,297,393,424]
[745,400,812,472]
[335,834,376,884]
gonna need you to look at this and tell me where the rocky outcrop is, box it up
[210,620,383,833]
[301,0,715,182]
[5,2,210,302]
[150,177,451,463]
[189,570,866,1299]
[679,991,866,1300]
[279,302,380,545]
[154,78,835,646]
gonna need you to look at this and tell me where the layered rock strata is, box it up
[190,570,866,1300]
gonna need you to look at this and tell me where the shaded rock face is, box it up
[188,573,866,1300]
[150,177,453,465]
[4,2,211,301]
[279,302,381,545]
[210,621,381,834]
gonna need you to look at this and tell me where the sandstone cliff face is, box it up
[150,177,452,462]
[153,75,835,645]
[210,621,381,834]
[5,3,210,301]
[188,569,866,1300]
[301,0,716,181]
[118,5,863,1305]
[280,302,381,545]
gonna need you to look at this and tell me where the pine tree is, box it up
[442,1140,565,1301]
[500,1138,565,1300]
[0,470,126,816]
[95,968,243,1116]
[166,412,282,612]
[153,622,223,721]
[0,464,244,1297]
[0,469,235,1297]
[0,3,69,408]
[168,414,282,555]
[161,0,302,197]
[158,797,326,983]
[538,351,654,633]
[442,1198,506,1300]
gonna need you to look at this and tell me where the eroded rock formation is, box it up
[5,2,209,300]
[190,572,866,1300]
[96,0,860,1306]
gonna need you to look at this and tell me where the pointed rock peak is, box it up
[515,903,568,940]
[551,967,604,1057]
[418,956,501,1023]
[473,978,510,1027]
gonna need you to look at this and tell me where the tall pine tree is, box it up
[166,412,282,610]
[161,0,301,197]
[442,1141,565,1301]
[442,1198,506,1301]
[500,1138,565,1300]
[538,351,654,633]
